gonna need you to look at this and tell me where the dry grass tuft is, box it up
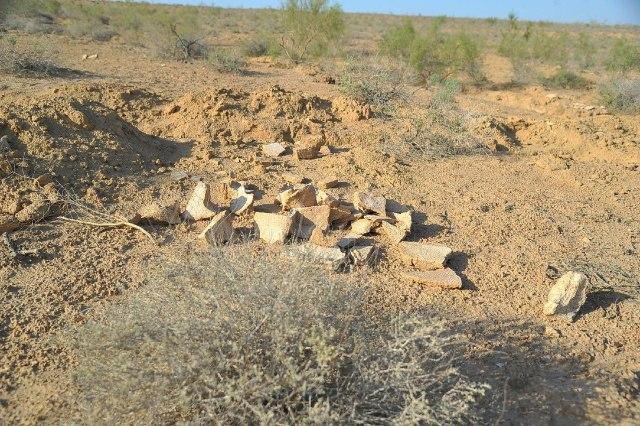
[68,247,489,424]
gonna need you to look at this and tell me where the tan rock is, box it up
[309,227,340,247]
[319,145,332,156]
[294,136,323,160]
[282,243,347,270]
[139,201,181,225]
[282,173,304,184]
[316,189,339,207]
[399,242,452,270]
[350,218,374,235]
[353,191,386,216]
[263,142,286,158]
[255,211,295,243]
[543,271,589,321]
[198,210,234,245]
[291,205,331,240]
[380,221,408,244]
[391,210,413,233]
[350,245,378,267]
[401,268,462,289]
[337,233,362,250]
[277,184,317,210]
[329,206,356,227]
[183,181,217,221]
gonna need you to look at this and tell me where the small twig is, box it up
[58,216,157,245]
[494,376,510,426]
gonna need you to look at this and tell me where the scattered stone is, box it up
[254,211,295,243]
[139,201,181,225]
[198,210,234,245]
[350,218,374,235]
[183,181,217,221]
[277,184,317,210]
[349,245,377,267]
[316,189,339,207]
[399,242,452,270]
[543,271,589,321]
[263,142,286,158]
[291,205,331,240]
[337,233,362,250]
[87,54,98,59]
[294,136,323,160]
[380,221,408,244]
[329,206,356,226]
[282,243,347,270]
[309,227,340,247]
[353,191,386,216]
[401,268,463,289]
[391,210,413,233]
[318,178,339,189]
[229,185,254,215]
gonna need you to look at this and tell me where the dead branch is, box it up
[58,216,157,245]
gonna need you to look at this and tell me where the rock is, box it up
[316,189,339,207]
[87,54,98,59]
[291,205,331,240]
[318,178,339,189]
[353,191,386,216]
[399,242,452,270]
[380,221,408,244]
[170,170,189,181]
[319,145,332,156]
[282,243,347,270]
[294,136,323,160]
[329,206,356,227]
[0,135,10,152]
[350,218,374,235]
[391,210,413,233]
[349,245,377,267]
[139,201,181,225]
[401,268,462,289]
[543,271,589,321]
[183,181,217,221]
[255,211,296,243]
[229,185,254,215]
[277,184,317,210]
[198,210,234,245]
[337,234,362,250]
[309,227,340,247]
[263,142,286,158]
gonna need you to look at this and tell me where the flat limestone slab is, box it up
[254,211,295,243]
[399,242,452,270]
[401,268,462,289]
[282,243,347,270]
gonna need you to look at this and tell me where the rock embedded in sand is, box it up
[291,205,331,240]
[543,271,589,321]
[318,178,339,189]
[380,221,408,244]
[401,268,462,289]
[282,243,347,270]
[399,242,452,270]
[199,210,235,245]
[350,218,374,235]
[294,136,323,160]
[254,211,296,243]
[353,191,386,216]
[277,184,317,210]
[139,201,181,225]
[263,142,286,158]
[183,181,217,221]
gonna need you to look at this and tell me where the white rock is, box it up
[380,221,408,244]
[139,201,181,225]
[401,268,462,289]
[353,191,386,216]
[183,181,217,221]
[263,142,286,158]
[350,245,377,267]
[543,271,589,321]
[399,242,452,270]
[277,184,317,210]
[199,210,234,245]
[255,211,295,243]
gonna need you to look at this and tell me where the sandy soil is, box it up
[1,31,639,424]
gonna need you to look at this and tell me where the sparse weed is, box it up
[599,78,640,113]
[606,38,640,73]
[69,248,489,424]
[0,35,60,77]
[541,69,590,90]
[207,49,247,74]
[279,0,345,63]
[243,38,269,57]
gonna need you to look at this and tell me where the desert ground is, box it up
[0,1,639,424]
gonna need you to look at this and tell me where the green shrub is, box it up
[69,248,489,424]
[541,69,589,90]
[279,0,345,63]
[575,32,596,69]
[379,20,483,83]
[207,49,247,74]
[606,38,640,72]
[243,38,269,57]
[599,78,640,113]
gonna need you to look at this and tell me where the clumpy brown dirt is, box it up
[1,30,639,424]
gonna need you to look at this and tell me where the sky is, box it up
[143,0,640,25]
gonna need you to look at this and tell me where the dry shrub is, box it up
[69,247,489,424]
[599,78,640,113]
[0,36,59,77]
